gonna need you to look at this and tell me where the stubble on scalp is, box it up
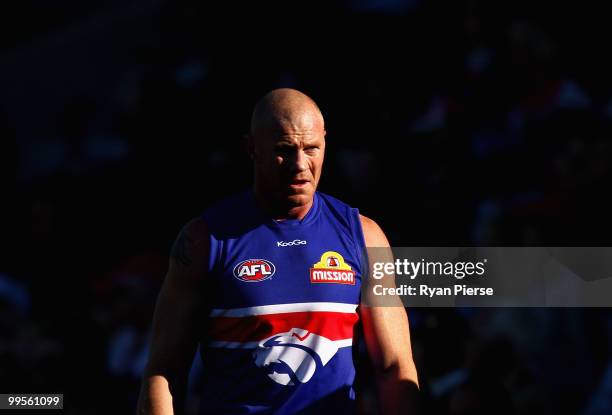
[250,88,325,139]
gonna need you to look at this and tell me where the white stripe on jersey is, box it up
[208,338,354,349]
[209,302,358,317]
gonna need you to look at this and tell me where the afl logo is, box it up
[233,259,276,282]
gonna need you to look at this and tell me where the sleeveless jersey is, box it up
[198,189,366,414]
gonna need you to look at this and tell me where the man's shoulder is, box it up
[358,214,380,230]
[357,214,389,247]
[201,189,257,237]
[204,189,252,215]
[316,193,383,235]
[201,190,252,222]
[316,191,357,212]
[316,194,387,246]
[181,216,209,244]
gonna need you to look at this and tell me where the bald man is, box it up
[137,89,419,414]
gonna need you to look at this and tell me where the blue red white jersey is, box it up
[198,189,366,414]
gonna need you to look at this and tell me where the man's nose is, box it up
[290,150,307,173]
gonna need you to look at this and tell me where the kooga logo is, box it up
[277,240,307,247]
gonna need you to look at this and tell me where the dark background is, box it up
[1,0,612,414]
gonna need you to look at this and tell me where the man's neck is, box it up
[253,187,313,221]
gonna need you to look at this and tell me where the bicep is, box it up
[145,219,209,375]
[359,215,418,381]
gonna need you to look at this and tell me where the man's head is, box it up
[248,88,326,215]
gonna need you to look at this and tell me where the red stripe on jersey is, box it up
[208,311,359,342]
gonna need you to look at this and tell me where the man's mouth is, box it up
[289,179,309,188]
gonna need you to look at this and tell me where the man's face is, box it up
[252,123,326,208]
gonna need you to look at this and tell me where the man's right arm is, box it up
[136,217,209,415]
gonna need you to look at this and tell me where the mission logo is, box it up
[310,251,355,285]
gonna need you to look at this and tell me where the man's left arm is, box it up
[359,215,420,415]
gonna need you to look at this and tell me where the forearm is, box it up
[137,374,187,415]
[374,362,421,415]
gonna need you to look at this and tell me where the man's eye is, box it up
[275,147,291,154]
[305,147,318,154]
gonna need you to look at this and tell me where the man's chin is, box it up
[285,192,313,208]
